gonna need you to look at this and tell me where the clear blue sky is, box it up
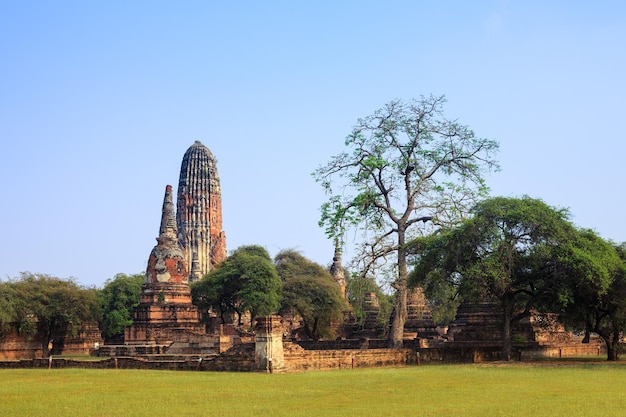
[1,1,624,287]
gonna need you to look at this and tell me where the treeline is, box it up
[409,196,626,360]
[3,199,624,361]
[0,272,145,357]
[0,273,99,357]
[0,247,371,355]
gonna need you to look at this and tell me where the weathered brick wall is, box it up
[0,323,102,360]
[0,327,44,360]
[283,343,416,371]
[0,340,609,371]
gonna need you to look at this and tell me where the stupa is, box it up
[125,185,204,343]
[329,245,346,299]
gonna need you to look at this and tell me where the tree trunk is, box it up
[390,287,407,347]
[600,333,616,361]
[41,338,52,358]
[311,317,319,341]
[501,298,512,361]
[607,328,621,361]
[612,329,621,361]
[582,322,591,344]
[596,326,620,361]
[390,243,409,348]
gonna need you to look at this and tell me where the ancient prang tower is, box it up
[177,141,227,281]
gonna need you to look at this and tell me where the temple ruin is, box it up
[125,185,205,344]
[177,141,227,282]
[329,245,346,299]
[0,141,606,367]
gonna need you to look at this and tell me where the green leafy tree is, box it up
[0,281,18,335]
[276,249,346,340]
[345,272,392,332]
[97,273,144,341]
[11,273,99,358]
[421,274,461,327]
[552,232,626,360]
[410,196,574,360]
[313,95,499,347]
[192,245,282,326]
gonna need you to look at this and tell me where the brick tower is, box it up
[176,141,227,282]
[329,245,346,299]
[125,185,204,343]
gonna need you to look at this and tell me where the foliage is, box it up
[276,249,346,340]
[96,273,144,340]
[313,95,499,346]
[0,281,18,335]
[420,273,460,326]
[345,272,392,331]
[551,232,626,360]
[8,272,99,357]
[409,196,574,360]
[191,245,282,326]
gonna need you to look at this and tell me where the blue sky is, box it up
[1,1,624,287]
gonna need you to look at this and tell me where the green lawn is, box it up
[1,363,625,416]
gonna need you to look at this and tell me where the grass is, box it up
[1,363,626,416]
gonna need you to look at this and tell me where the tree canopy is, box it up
[410,196,575,360]
[97,273,144,341]
[276,249,346,340]
[8,272,99,357]
[313,95,499,347]
[191,245,282,326]
[0,281,18,335]
[551,231,626,360]
[345,272,392,333]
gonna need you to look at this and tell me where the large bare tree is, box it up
[313,95,499,347]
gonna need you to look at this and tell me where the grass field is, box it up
[1,363,625,416]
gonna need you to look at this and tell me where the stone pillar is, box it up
[254,315,285,373]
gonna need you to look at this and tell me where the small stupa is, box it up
[329,245,346,299]
[125,185,204,343]
[401,287,441,340]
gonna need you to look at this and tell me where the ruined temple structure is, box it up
[447,299,573,344]
[328,246,359,338]
[402,287,441,340]
[125,185,205,343]
[329,246,346,299]
[349,292,385,339]
[177,141,227,282]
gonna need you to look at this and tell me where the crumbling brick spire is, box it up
[159,184,178,242]
[177,141,227,282]
[126,185,202,343]
[145,185,189,284]
[329,244,346,299]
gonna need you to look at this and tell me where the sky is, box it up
[1,1,624,288]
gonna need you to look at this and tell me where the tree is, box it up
[552,232,626,360]
[97,273,144,341]
[11,273,99,358]
[345,272,392,333]
[191,245,282,326]
[313,95,499,347]
[0,281,18,336]
[276,250,346,340]
[410,196,574,360]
